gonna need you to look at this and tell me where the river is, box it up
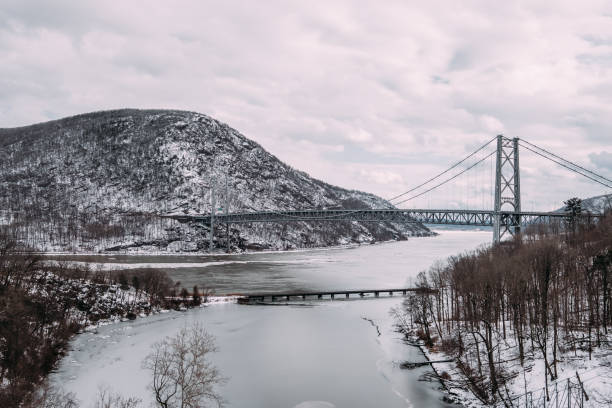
[49,229,490,408]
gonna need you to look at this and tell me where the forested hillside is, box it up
[400,214,612,406]
[0,236,189,406]
[0,109,430,252]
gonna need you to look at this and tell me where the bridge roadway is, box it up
[168,208,592,227]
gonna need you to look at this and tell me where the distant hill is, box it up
[555,193,612,214]
[0,109,430,252]
[580,193,612,213]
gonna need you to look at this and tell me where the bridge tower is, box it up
[493,135,521,243]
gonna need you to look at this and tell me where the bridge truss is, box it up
[170,209,590,228]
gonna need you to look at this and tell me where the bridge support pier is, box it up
[209,185,215,253]
[493,135,521,243]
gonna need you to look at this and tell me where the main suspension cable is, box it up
[387,136,497,203]
[519,138,612,184]
[394,150,497,206]
[519,143,612,189]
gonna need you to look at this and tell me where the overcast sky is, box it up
[1,1,611,211]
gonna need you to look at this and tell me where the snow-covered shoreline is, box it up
[80,295,240,332]
[404,327,612,407]
[28,237,416,257]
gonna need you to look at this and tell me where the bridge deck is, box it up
[237,287,436,304]
[168,208,598,227]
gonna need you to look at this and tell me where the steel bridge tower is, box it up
[493,135,521,243]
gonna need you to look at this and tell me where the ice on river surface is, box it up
[50,230,490,407]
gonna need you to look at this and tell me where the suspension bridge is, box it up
[169,135,611,245]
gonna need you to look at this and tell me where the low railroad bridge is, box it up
[236,287,437,304]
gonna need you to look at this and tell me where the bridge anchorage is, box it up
[167,134,609,247]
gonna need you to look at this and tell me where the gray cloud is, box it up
[1,0,612,210]
[590,151,612,172]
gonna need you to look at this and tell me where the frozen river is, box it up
[50,229,491,407]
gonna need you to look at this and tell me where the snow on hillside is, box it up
[581,193,612,213]
[555,193,612,214]
[0,109,431,252]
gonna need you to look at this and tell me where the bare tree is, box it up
[94,386,142,408]
[142,324,225,408]
[23,384,78,408]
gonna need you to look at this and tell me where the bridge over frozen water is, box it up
[168,135,610,246]
[236,287,437,304]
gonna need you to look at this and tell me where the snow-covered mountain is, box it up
[0,109,430,252]
[580,193,612,213]
[555,193,612,214]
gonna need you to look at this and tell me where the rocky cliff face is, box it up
[0,109,431,252]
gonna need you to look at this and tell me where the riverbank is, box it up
[0,246,222,406]
[32,234,438,257]
[396,316,612,407]
[396,216,612,407]
[15,223,436,256]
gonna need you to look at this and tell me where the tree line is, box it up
[402,206,611,405]
[0,232,220,406]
